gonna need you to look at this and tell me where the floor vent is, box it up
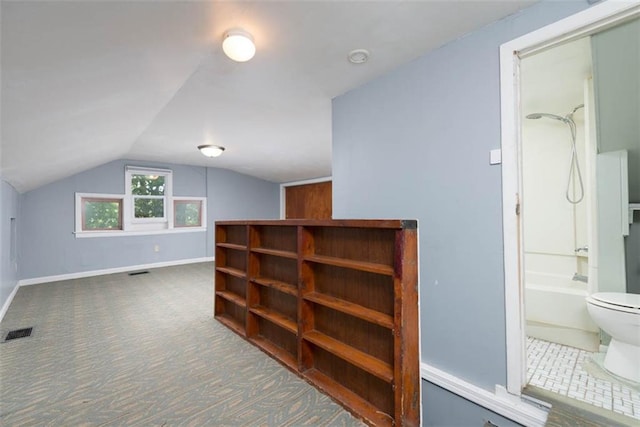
[128,270,149,276]
[5,327,33,341]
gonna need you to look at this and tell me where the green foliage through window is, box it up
[134,198,164,218]
[131,175,165,196]
[175,201,202,227]
[83,199,122,230]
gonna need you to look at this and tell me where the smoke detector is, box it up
[348,49,370,64]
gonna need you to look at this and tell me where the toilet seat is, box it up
[587,292,640,314]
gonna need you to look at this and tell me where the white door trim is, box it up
[500,0,640,395]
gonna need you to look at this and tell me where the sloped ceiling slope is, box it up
[1,1,534,193]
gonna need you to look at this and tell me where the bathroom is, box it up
[520,17,639,421]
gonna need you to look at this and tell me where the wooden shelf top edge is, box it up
[304,254,394,276]
[303,292,393,329]
[216,242,247,250]
[251,277,298,296]
[215,290,247,308]
[303,330,393,383]
[303,369,393,427]
[250,306,297,334]
[249,336,297,371]
[251,247,298,259]
[216,219,416,229]
[215,266,246,279]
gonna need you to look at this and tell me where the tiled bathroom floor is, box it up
[527,337,640,421]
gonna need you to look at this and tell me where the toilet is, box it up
[586,292,640,383]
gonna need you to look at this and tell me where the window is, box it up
[174,198,205,228]
[82,198,123,230]
[75,193,125,234]
[75,166,207,238]
[126,167,172,225]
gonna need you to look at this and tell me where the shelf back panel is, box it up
[312,264,393,316]
[309,227,395,266]
[254,225,298,252]
[311,346,393,418]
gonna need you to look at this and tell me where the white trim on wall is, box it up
[279,176,332,219]
[18,257,214,286]
[500,0,640,395]
[421,363,549,427]
[0,282,21,323]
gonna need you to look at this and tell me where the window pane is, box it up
[174,201,202,227]
[134,198,164,218]
[131,174,165,196]
[83,200,121,230]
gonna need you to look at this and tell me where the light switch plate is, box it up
[490,149,502,165]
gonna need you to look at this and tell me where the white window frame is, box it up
[173,196,207,228]
[75,193,125,235]
[500,0,640,396]
[125,166,173,231]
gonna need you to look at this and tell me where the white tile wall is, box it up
[527,337,640,421]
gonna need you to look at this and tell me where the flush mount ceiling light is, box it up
[222,29,256,62]
[348,49,369,64]
[198,144,225,158]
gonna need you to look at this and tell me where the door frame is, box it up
[500,0,640,395]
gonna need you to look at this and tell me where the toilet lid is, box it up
[589,292,640,309]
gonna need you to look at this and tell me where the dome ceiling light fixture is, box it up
[348,49,370,64]
[198,144,225,158]
[222,29,256,62]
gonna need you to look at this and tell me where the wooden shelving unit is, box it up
[214,220,420,427]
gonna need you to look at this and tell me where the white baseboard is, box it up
[18,257,214,287]
[421,362,549,427]
[0,281,21,323]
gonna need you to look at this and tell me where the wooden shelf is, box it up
[304,254,394,276]
[303,292,393,329]
[215,314,246,337]
[251,276,297,296]
[215,266,246,279]
[303,330,393,383]
[217,242,247,251]
[251,247,297,259]
[215,290,246,308]
[215,220,419,426]
[304,368,393,427]
[250,306,297,334]
[250,336,297,371]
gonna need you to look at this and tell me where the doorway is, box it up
[499,0,640,420]
[280,178,332,219]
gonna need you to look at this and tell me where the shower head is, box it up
[525,112,570,123]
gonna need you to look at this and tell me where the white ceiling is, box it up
[1,0,536,193]
[521,36,593,118]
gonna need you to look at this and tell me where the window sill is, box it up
[74,227,207,239]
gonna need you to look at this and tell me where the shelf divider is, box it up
[215,266,246,279]
[215,290,246,308]
[303,330,393,383]
[303,292,393,329]
[216,242,247,251]
[304,254,394,276]
[250,306,298,334]
[251,247,298,259]
[251,276,297,296]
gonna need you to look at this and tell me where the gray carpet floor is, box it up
[0,262,363,426]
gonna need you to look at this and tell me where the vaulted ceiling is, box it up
[1,1,535,193]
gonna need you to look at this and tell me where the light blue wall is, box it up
[332,0,590,423]
[423,382,522,427]
[18,159,279,280]
[1,180,20,310]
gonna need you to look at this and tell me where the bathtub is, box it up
[525,271,599,351]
